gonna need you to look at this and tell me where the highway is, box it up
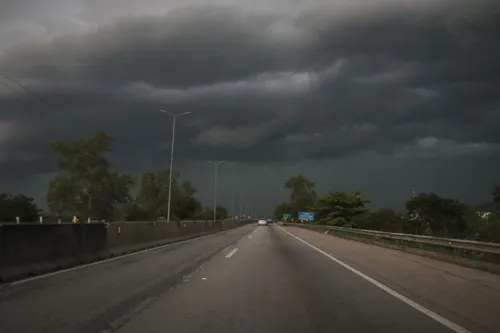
[1,224,499,333]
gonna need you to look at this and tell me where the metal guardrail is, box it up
[282,223,500,255]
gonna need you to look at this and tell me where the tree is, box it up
[493,184,500,203]
[273,201,293,219]
[197,208,213,220]
[47,131,135,220]
[102,172,136,220]
[215,205,228,219]
[0,193,41,222]
[284,174,317,213]
[136,168,202,220]
[137,168,174,219]
[171,180,202,220]
[195,206,228,220]
[311,191,369,226]
[405,193,467,237]
[47,176,80,218]
[353,208,406,232]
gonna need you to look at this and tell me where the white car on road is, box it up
[257,219,268,226]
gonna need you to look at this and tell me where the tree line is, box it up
[274,174,500,242]
[0,131,228,222]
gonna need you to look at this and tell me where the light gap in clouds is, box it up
[129,70,317,102]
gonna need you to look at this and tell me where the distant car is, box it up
[267,218,273,224]
[257,219,268,226]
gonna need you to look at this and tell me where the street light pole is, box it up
[167,115,176,222]
[231,183,235,218]
[209,161,224,221]
[160,110,192,222]
[247,192,251,218]
[240,188,244,218]
[228,180,235,218]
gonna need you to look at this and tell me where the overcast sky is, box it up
[1,0,499,215]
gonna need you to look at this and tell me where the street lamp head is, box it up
[159,109,172,116]
[160,110,192,117]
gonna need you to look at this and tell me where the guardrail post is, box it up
[16,216,20,224]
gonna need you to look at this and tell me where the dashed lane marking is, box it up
[225,248,239,258]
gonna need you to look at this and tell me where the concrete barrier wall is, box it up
[0,224,108,282]
[0,220,251,283]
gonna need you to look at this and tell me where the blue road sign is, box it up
[298,212,315,221]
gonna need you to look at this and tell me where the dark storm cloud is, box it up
[1,6,309,89]
[0,0,500,210]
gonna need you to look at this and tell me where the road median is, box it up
[0,220,252,283]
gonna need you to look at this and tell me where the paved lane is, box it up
[0,225,255,333]
[114,225,469,333]
[284,225,500,333]
[1,223,493,333]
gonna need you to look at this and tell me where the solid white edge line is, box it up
[6,225,252,287]
[277,225,471,333]
[8,241,183,287]
[225,248,239,258]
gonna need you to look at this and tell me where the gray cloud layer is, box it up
[1,0,499,213]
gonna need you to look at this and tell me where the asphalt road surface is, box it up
[0,224,498,333]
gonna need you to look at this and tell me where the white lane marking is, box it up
[225,248,239,258]
[8,241,182,286]
[277,225,471,333]
[220,246,230,253]
[6,225,252,287]
[248,235,252,239]
[101,296,157,332]
[201,277,207,280]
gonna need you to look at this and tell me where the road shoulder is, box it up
[281,225,500,333]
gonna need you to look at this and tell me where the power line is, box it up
[0,70,118,165]
[0,70,87,124]
[0,78,18,91]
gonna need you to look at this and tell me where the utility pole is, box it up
[160,110,192,222]
[209,161,225,221]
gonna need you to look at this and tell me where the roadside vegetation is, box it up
[274,174,500,243]
[0,131,228,222]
